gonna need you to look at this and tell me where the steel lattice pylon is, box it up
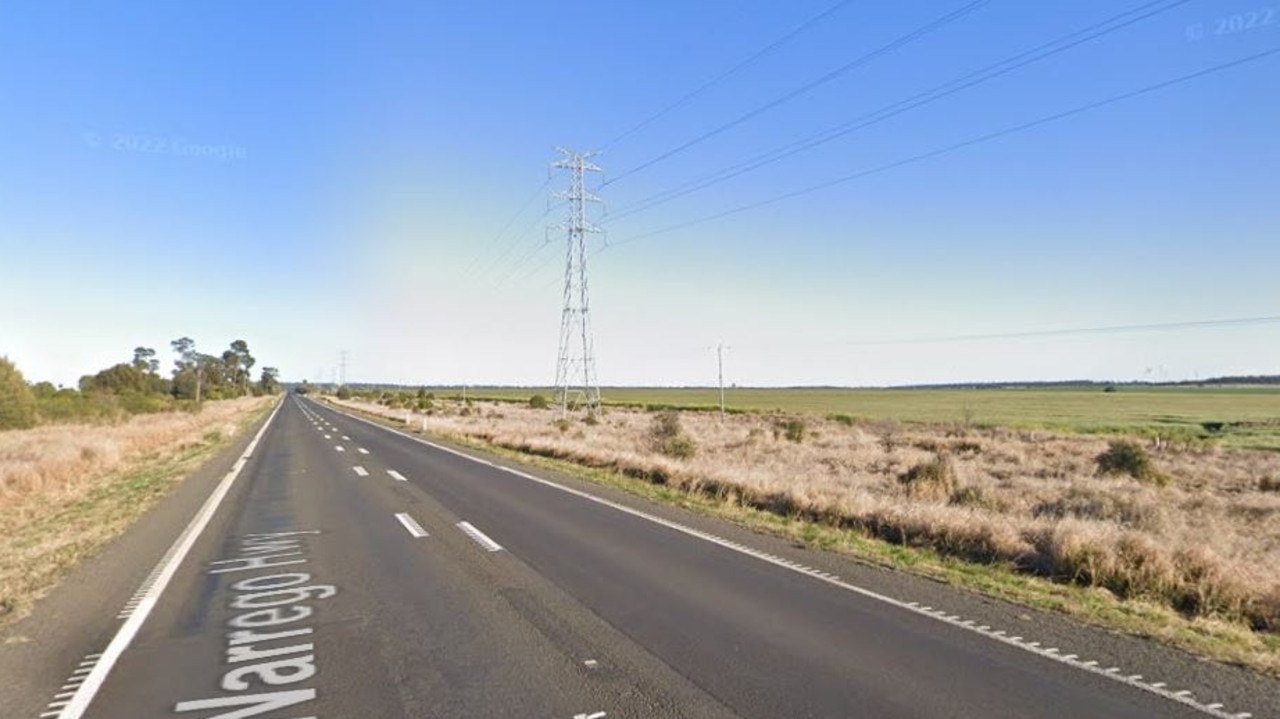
[551,148,602,417]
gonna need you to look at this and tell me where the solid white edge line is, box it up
[395,512,429,538]
[315,397,1246,719]
[57,398,284,719]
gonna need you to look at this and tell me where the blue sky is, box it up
[1,0,1277,387]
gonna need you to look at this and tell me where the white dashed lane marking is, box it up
[357,447,369,455]
[395,513,429,538]
[387,470,407,482]
[335,445,345,452]
[457,521,503,553]
[352,466,369,477]
[321,402,1254,719]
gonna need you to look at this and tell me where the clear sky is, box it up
[1,1,1277,388]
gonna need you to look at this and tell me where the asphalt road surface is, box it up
[4,396,1277,719]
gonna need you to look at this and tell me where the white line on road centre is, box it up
[457,521,503,552]
[335,445,345,452]
[352,466,369,477]
[395,513,429,538]
[387,470,407,482]
[53,399,284,719]
[321,399,1251,719]
[357,447,369,454]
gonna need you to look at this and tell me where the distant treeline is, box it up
[1,338,281,430]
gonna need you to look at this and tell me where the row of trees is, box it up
[77,338,280,400]
[1,338,281,430]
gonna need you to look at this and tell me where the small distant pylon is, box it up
[551,148,603,418]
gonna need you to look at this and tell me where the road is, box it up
[3,395,1275,718]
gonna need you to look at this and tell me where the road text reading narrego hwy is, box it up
[175,530,334,718]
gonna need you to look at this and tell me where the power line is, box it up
[461,176,551,278]
[604,0,1192,224]
[605,0,992,186]
[600,0,858,150]
[471,199,565,285]
[605,45,1280,251]
[814,315,1280,348]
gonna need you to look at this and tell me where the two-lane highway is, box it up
[19,396,1276,718]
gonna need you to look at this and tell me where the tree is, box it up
[229,339,255,395]
[0,356,37,430]
[132,347,158,374]
[258,367,280,395]
[80,363,148,394]
[170,337,196,372]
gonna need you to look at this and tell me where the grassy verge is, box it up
[0,399,274,631]
[337,400,1280,677]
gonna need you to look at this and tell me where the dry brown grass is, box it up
[0,397,272,626]
[340,397,1280,635]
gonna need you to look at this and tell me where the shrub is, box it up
[1259,476,1280,493]
[1096,440,1165,485]
[0,356,37,430]
[649,411,696,458]
[781,418,806,443]
[828,413,855,426]
[650,411,682,440]
[554,418,571,433]
[583,413,599,426]
[336,386,352,400]
[898,454,957,501]
[529,394,549,409]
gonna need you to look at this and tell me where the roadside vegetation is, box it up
[1,340,280,430]
[330,390,1280,674]
[0,340,282,628]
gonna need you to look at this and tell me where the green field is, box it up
[451,386,1280,449]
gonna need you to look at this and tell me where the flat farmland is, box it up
[455,386,1280,448]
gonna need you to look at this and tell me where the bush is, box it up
[1096,440,1165,485]
[529,394,549,409]
[0,356,37,430]
[336,386,352,400]
[649,411,696,458]
[898,454,957,501]
[781,418,806,443]
[828,413,855,426]
[1259,476,1280,493]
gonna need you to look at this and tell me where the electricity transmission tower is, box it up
[551,148,603,417]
